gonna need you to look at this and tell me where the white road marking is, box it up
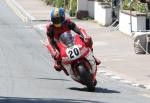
[144,84,150,90]
[121,80,132,84]
[139,94,150,98]
[12,0,35,20]
[97,70,106,73]
[111,76,122,80]
[5,0,28,22]
[131,83,140,87]
[104,73,113,76]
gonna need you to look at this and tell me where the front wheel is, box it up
[77,64,96,91]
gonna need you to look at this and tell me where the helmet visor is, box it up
[51,17,62,24]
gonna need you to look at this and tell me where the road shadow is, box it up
[0,97,107,103]
[68,87,120,93]
[37,78,71,81]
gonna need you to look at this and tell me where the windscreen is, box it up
[59,32,74,47]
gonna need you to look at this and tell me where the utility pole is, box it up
[64,0,66,9]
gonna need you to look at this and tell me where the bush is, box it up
[122,0,147,13]
[69,9,76,17]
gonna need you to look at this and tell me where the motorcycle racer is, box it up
[46,7,100,72]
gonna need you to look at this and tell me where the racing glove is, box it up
[84,36,93,48]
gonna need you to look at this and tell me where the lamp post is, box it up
[129,0,134,33]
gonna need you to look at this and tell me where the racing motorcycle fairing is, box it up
[45,29,99,91]
[57,32,90,65]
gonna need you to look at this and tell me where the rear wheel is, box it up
[77,64,96,91]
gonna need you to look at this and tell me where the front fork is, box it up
[73,58,96,81]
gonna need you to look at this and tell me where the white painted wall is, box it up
[94,2,112,26]
[119,11,146,36]
[119,12,132,35]
[77,0,95,18]
[137,16,146,30]
[77,0,88,11]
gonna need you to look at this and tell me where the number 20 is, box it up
[68,48,79,58]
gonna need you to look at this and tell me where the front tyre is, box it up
[77,64,96,91]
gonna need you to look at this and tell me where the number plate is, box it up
[66,45,81,60]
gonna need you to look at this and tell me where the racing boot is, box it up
[54,61,62,71]
[94,80,97,86]
[93,56,101,65]
[54,61,69,76]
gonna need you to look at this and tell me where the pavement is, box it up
[5,0,150,90]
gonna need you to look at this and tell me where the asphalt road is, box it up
[0,0,150,103]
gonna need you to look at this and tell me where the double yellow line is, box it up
[5,0,28,22]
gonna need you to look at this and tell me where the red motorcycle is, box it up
[42,29,98,91]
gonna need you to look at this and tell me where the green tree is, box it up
[69,0,77,17]
[44,0,54,5]
[54,0,64,7]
